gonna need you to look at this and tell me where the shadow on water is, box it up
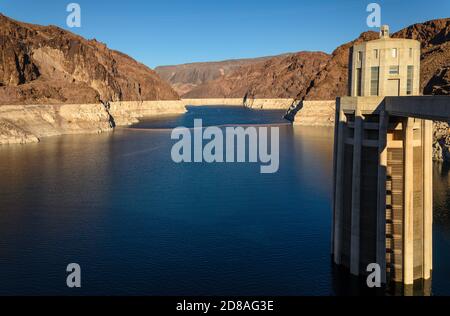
[432,161,450,296]
[331,262,432,296]
[331,263,385,296]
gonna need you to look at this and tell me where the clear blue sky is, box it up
[1,0,448,68]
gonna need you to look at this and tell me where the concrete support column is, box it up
[423,119,433,280]
[403,117,414,285]
[331,101,340,255]
[333,105,346,265]
[350,108,363,276]
[376,110,388,284]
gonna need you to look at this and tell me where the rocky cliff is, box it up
[0,13,178,105]
[155,55,289,96]
[183,52,330,99]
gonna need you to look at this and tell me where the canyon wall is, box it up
[183,52,330,99]
[155,55,287,96]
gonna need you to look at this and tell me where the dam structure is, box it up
[331,25,450,288]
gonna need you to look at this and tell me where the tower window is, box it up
[389,66,399,75]
[407,66,414,95]
[373,49,379,59]
[409,48,413,58]
[392,48,398,58]
[370,67,380,96]
[358,51,363,62]
[356,68,362,96]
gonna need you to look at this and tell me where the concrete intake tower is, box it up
[331,25,433,287]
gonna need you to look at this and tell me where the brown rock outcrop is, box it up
[155,55,289,96]
[0,13,179,105]
[183,52,330,99]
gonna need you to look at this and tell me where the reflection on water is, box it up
[432,162,450,295]
[331,267,434,296]
[0,106,448,295]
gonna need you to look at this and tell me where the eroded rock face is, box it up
[184,52,330,99]
[425,66,450,95]
[155,56,285,96]
[0,119,39,144]
[0,14,179,105]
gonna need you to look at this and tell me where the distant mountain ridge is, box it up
[0,13,179,105]
[155,54,292,96]
[182,51,331,99]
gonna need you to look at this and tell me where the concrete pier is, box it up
[350,107,362,275]
[332,105,347,265]
[376,110,388,284]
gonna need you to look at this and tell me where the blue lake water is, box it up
[0,106,448,295]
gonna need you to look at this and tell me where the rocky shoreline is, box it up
[0,103,113,144]
[0,99,304,145]
[0,101,190,145]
